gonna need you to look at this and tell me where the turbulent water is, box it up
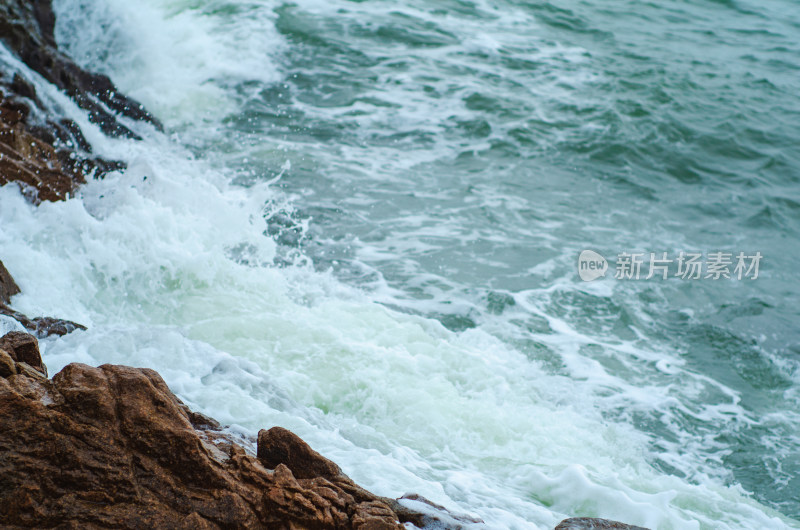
[1,0,799,528]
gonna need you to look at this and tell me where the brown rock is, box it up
[0,84,125,202]
[15,360,48,382]
[555,518,650,530]
[0,331,46,377]
[0,260,21,304]
[0,110,78,201]
[258,426,343,479]
[0,348,16,377]
[189,410,222,431]
[0,0,159,204]
[0,361,405,529]
[352,500,404,530]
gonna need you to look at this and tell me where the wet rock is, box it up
[0,348,16,377]
[388,493,485,529]
[0,261,87,338]
[0,79,128,202]
[0,0,161,138]
[189,410,223,431]
[14,359,47,381]
[0,102,77,201]
[28,315,86,337]
[0,361,405,529]
[554,518,650,530]
[0,0,160,203]
[0,260,20,304]
[0,303,86,338]
[257,426,343,479]
[0,331,46,377]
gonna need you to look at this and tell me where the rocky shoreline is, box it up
[0,1,649,528]
[0,329,425,528]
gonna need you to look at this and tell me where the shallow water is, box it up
[1,0,798,528]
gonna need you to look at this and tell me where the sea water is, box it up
[0,0,798,528]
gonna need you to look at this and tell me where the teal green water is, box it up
[226,1,800,516]
[49,0,800,526]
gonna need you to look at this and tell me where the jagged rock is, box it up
[0,260,20,304]
[1,75,128,202]
[0,0,161,138]
[554,518,650,530]
[0,330,46,376]
[387,493,485,529]
[0,261,87,338]
[0,359,405,529]
[0,275,480,529]
[0,301,86,338]
[0,0,160,203]
[0,347,16,377]
[189,410,223,431]
[258,426,343,480]
[0,92,82,201]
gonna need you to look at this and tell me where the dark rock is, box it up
[0,361,405,529]
[0,348,16,377]
[0,331,46,377]
[0,79,129,202]
[7,72,91,153]
[555,518,650,530]
[0,261,86,338]
[0,303,86,338]
[0,0,161,138]
[0,260,21,304]
[388,493,485,529]
[0,0,166,204]
[257,426,343,479]
[29,315,87,337]
[9,73,38,102]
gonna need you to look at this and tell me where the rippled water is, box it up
[2,0,799,528]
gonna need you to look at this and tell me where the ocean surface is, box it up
[1,0,799,528]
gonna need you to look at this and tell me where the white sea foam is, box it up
[0,0,796,528]
[1,120,793,527]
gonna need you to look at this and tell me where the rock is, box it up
[388,493,485,529]
[15,359,47,381]
[0,348,16,377]
[0,0,161,204]
[1,76,126,202]
[554,518,650,530]
[0,95,80,202]
[257,426,343,479]
[0,303,85,338]
[0,259,87,338]
[28,315,87,337]
[0,0,161,139]
[0,260,21,304]
[0,331,46,377]
[0,361,405,529]
[189,410,222,431]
